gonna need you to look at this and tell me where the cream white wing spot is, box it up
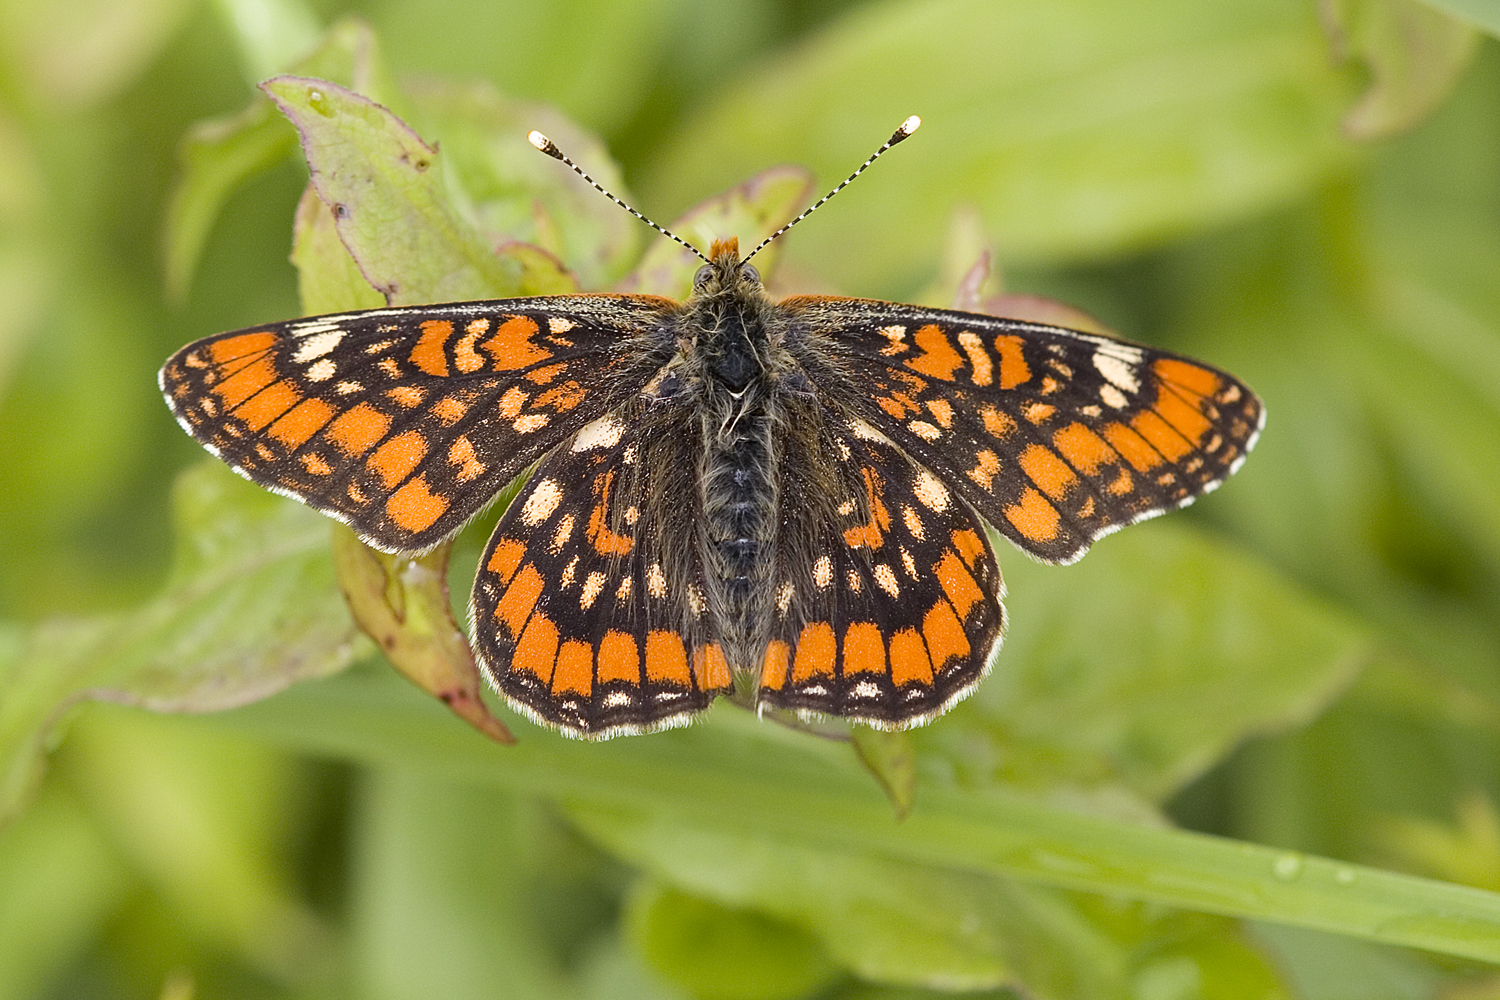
[520,478,563,525]
[292,329,345,362]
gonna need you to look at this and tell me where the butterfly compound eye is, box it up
[740,262,760,284]
[693,264,714,287]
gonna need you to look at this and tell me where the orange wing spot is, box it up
[645,630,691,685]
[1129,409,1194,462]
[386,385,426,408]
[486,538,525,584]
[536,381,586,412]
[1053,422,1117,475]
[498,387,528,418]
[925,397,955,428]
[760,640,791,690]
[1105,467,1134,496]
[967,449,1002,491]
[495,563,544,636]
[1019,443,1079,501]
[979,403,1017,440]
[447,435,485,482]
[430,395,470,425]
[482,316,549,370]
[586,470,634,556]
[513,613,559,684]
[410,320,453,376]
[841,622,886,677]
[889,628,934,685]
[211,356,278,409]
[552,640,593,696]
[923,599,970,670]
[791,622,836,682]
[208,331,277,363]
[385,474,449,533]
[1151,389,1212,445]
[1005,487,1061,544]
[266,397,335,448]
[454,320,488,373]
[1022,401,1056,425]
[526,362,567,385]
[598,630,640,683]
[935,550,983,619]
[326,402,391,456]
[876,391,921,420]
[1154,357,1223,398]
[842,466,892,549]
[905,324,965,380]
[693,644,732,690]
[1002,485,1062,542]
[368,430,427,489]
[994,334,1032,389]
[300,452,333,476]
[234,379,301,431]
[950,528,985,569]
[1102,421,1165,471]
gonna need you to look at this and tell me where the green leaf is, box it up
[164,102,300,302]
[624,881,839,1000]
[918,522,1369,802]
[289,181,386,315]
[581,801,1291,998]
[331,527,514,744]
[351,771,590,1000]
[59,708,331,981]
[0,782,130,1000]
[264,75,575,303]
[643,0,1362,292]
[0,462,363,822]
[163,17,399,300]
[1419,0,1500,37]
[405,78,644,290]
[206,672,1500,966]
[1321,0,1479,139]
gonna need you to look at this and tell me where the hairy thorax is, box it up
[674,249,789,672]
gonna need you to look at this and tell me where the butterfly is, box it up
[160,117,1263,739]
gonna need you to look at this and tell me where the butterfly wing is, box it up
[159,295,678,553]
[470,402,735,739]
[785,296,1264,564]
[755,410,1005,727]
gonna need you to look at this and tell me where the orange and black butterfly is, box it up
[160,118,1263,739]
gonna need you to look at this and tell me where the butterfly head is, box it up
[691,237,763,301]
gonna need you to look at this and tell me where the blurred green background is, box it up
[4,0,1500,997]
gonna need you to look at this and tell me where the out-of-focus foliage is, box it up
[3,0,1500,997]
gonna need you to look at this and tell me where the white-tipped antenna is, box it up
[527,130,710,263]
[743,115,920,262]
[528,116,920,264]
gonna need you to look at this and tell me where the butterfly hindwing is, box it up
[159,295,678,552]
[756,412,1006,728]
[470,402,735,738]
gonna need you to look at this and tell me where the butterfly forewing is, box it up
[786,297,1264,564]
[159,296,678,552]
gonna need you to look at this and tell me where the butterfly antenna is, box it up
[527,130,710,263]
[744,115,921,262]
